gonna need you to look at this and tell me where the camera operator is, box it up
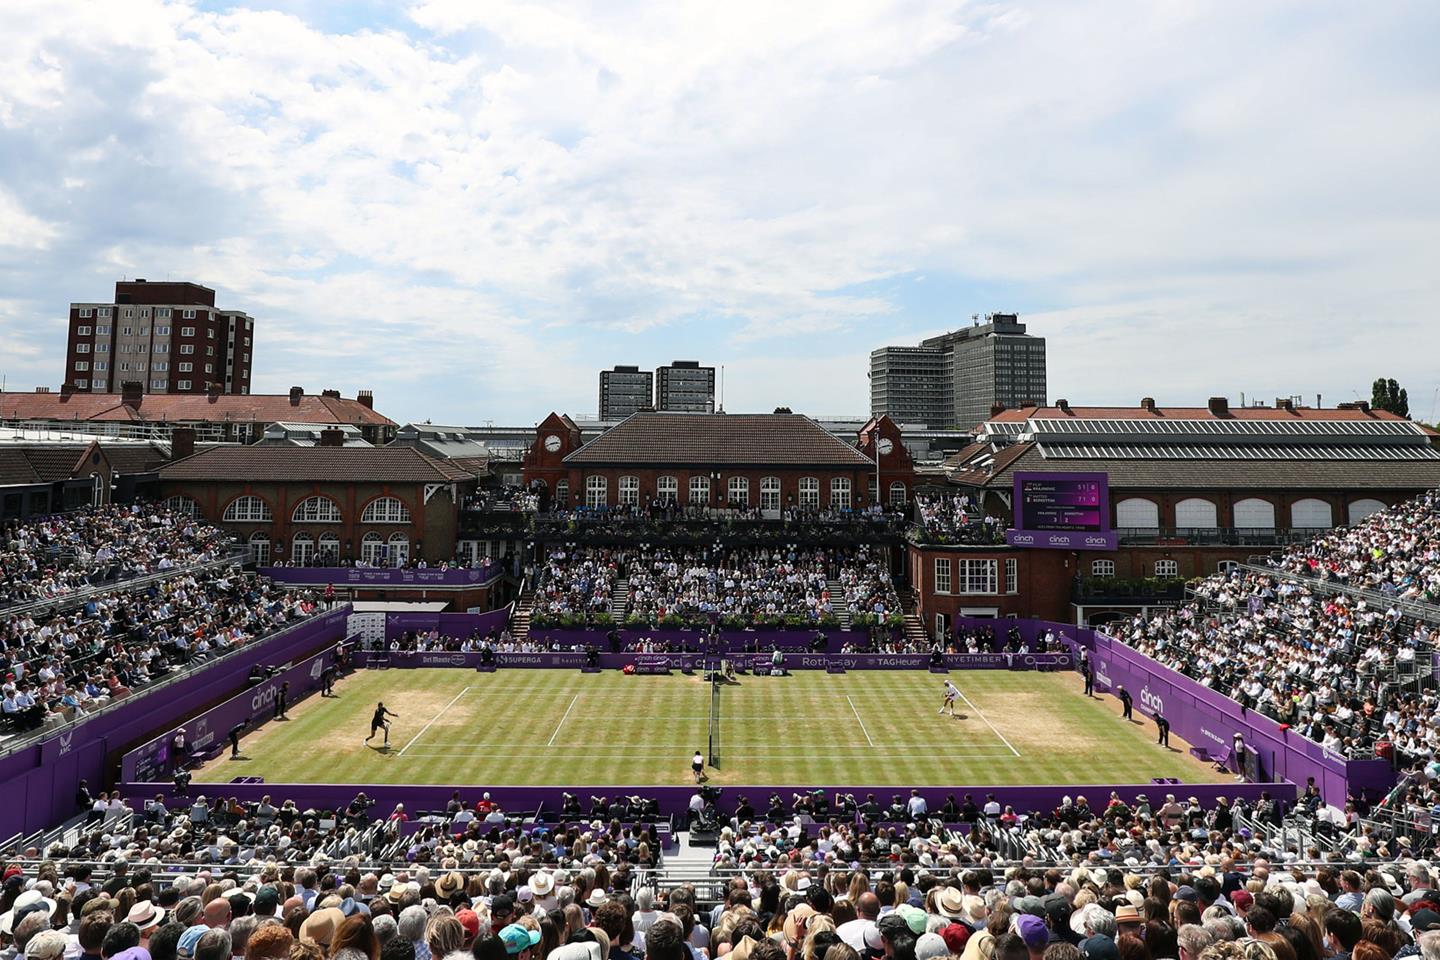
[346,792,375,822]
[561,791,581,819]
[733,794,755,822]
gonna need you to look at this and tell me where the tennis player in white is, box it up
[939,680,962,717]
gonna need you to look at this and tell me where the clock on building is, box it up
[877,437,894,456]
[544,435,562,452]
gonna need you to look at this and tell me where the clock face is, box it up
[877,438,894,456]
[544,435,562,452]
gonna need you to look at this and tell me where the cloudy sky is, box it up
[2,0,1437,426]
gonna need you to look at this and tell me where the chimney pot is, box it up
[1207,396,1229,416]
[321,389,341,399]
[60,383,77,400]
[318,426,345,447]
[1140,397,1156,412]
[121,380,144,409]
[356,390,374,410]
[289,386,303,406]
[170,426,196,461]
[1056,398,1071,413]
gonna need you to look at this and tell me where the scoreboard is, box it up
[1005,471,1117,550]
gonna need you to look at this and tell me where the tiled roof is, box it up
[159,446,474,483]
[948,443,1440,490]
[563,413,875,467]
[0,391,394,427]
[0,443,169,487]
[988,404,1417,424]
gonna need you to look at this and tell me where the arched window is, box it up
[830,477,852,510]
[1291,498,1334,529]
[656,476,678,502]
[360,532,385,566]
[1174,497,1218,529]
[318,533,340,563]
[1115,497,1159,529]
[223,495,272,523]
[1092,559,1116,577]
[362,497,411,524]
[292,496,341,523]
[760,477,780,512]
[585,476,608,509]
[1348,499,1386,525]
[688,475,710,505]
[1154,559,1180,579]
[889,481,908,507]
[291,532,315,565]
[388,532,410,567]
[1233,498,1275,530]
[248,532,270,565]
[555,479,569,506]
[162,495,199,518]
[727,476,749,507]
[618,476,640,506]
[798,477,820,510]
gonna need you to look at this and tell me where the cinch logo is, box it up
[1140,686,1165,715]
[1084,536,1110,546]
[1011,535,1035,544]
[251,682,280,712]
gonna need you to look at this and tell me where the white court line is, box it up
[397,686,471,756]
[953,686,1021,757]
[398,750,1021,759]
[846,695,876,747]
[547,694,580,746]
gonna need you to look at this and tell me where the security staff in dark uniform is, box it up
[1156,710,1171,747]
[1080,650,1094,697]
[273,682,289,720]
[228,716,249,758]
[1118,685,1134,720]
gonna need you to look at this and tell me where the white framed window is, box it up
[207,329,216,339]
[95,343,108,353]
[97,308,111,318]
[830,477,852,509]
[317,533,339,562]
[177,380,191,390]
[74,343,90,354]
[121,326,133,336]
[136,344,147,354]
[1092,559,1116,577]
[157,308,171,319]
[617,476,640,505]
[799,477,820,509]
[889,481,907,506]
[180,344,194,355]
[73,379,88,389]
[150,379,166,390]
[182,309,196,320]
[156,325,170,335]
[1291,498,1333,529]
[291,532,315,565]
[204,363,213,374]
[78,308,93,318]
[1005,557,1018,594]
[96,324,110,334]
[153,362,168,372]
[727,476,749,507]
[688,475,710,505]
[223,495,272,522]
[934,558,952,594]
[248,532,270,565]
[656,476,678,501]
[1175,497,1218,529]
[554,479,569,505]
[154,343,169,354]
[1154,559,1180,578]
[162,495,199,517]
[178,362,193,372]
[360,532,385,565]
[1217,560,1240,575]
[1233,498,1275,530]
[292,496,341,523]
[77,325,91,336]
[206,346,214,356]
[1116,497,1160,529]
[362,497,411,523]
[388,532,409,566]
[585,475,608,508]
[94,361,107,371]
[958,559,998,595]
[760,476,780,511]
[74,361,89,371]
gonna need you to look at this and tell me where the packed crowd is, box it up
[0,569,321,734]
[533,549,618,622]
[1113,492,1440,760]
[0,506,231,609]
[9,797,1440,960]
[912,495,1007,546]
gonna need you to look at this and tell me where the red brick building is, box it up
[907,398,1440,632]
[524,411,913,512]
[65,280,254,396]
[156,445,476,568]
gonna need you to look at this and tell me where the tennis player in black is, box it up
[365,701,399,746]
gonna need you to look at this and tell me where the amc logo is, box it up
[58,731,74,757]
[1140,686,1165,715]
[310,659,324,680]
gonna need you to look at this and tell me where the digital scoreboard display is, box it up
[1005,471,1117,550]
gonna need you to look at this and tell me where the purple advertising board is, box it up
[1006,471,1118,550]
[261,565,500,587]
[358,650,1073,671]
[525,627,845,651]
[383,609,512,639]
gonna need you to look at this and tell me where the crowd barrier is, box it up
[952,616,1395,806]
[0,607,351,840]
[261,565,502,587]
[353,650,1074,671]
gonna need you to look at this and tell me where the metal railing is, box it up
[1239,562,1440,626]
[1113,527,1325,546]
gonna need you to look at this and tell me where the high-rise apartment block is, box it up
[598,365,655,420]
[655,360,715,413]
[870,313,1046,429]
[65,280,254,395]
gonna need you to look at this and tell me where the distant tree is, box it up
[1371,378,1410,417]
[772,406,793,414]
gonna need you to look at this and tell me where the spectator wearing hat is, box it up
[126,903,165,948]
[498,925,541,960]
[1016,916,1050,960]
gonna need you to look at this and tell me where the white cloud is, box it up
[0,0,1435,422]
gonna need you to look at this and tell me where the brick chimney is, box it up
[318,426,345,447]
[121,380,144,409]
[288,386,303,406]
[60,383,77,400]
[1275,397,1295,412]
[321,389,341,399]
[356,389,374,410]
[1140,397,1156,412]
[990,402,1006,418]
[170,426,196,461]
[1055,398,1071,413]
[1207,396,1229,416]
[207,382,222,403]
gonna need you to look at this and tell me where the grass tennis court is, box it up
[195,668,1229,787]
